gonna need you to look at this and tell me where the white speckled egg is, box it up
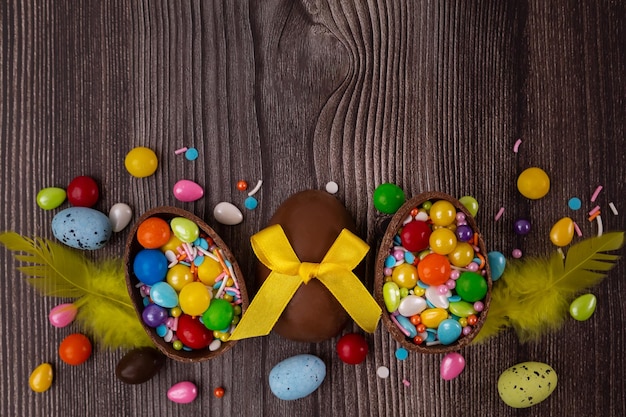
[52,207,112,250]
[497,361,557,408]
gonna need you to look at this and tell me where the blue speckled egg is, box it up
[52,207,112,250]
[269,354,326,400]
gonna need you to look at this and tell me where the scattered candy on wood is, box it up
[236,180,248,191]
[29,363,53,393]
[115,347,166,384]
[172,179,204,202]
[458,196,479,217]
[269,354,326,400]
[167,381,198,404]
[51,207,112,250]
[487,251,506,281]
[336,333,369,365]
[513,218,531,235]
[497,362,557,408]
[213,386,225,398]
[244,196,258,210]
[569,293,597,321]
[48,303,78,328]
[67,175,99,207]
[373,183,405,214]
[550,217,575,247]
[440,352,465,380]
[108,203,133,232]
[125,146,158,178]
[213,202,244,225]
[517,167,550,199]
[325,181,339,194]
[58,333,92,365]
[36,187,66,210]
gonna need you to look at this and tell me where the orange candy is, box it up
[137,217,171,249]
[236,180,248,191]
[214,386,226,398]
[59,333,92,365]
[417,253,451,286]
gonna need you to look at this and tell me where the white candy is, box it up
[397,295,427,317]
[425,286,451,309]
[108,203,133,232]
[213,202,244,225]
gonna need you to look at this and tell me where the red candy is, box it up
[67,176,99,207]
[137,217,171,249]
[400,220,432,252]
[59,333,92,365]
[176,314,214,349]
[336,333,369,365]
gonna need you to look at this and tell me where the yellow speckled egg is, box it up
[497,361,557,408]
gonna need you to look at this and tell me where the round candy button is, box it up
[373,183,405,214]
[67,176,99,207]
[125,147,158,178]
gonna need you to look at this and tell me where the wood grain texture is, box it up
[1,1,624,416]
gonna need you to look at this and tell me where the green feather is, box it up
[475,231,624,343]
[0,232,153,349]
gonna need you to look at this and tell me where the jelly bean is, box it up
[373,183,405,214]
[420,308,448,328]
[178,282,211,316]
[429,201,456,226]
[425,286,450,309]
[49,303,78,328]
[487,251,506,281]
[400,220,431,252]
[36,187,66,210]
[549,217,574,247]
[437,319,463,345]
[440,352,465,380]
[455,271,488,302]
[167,381,198,404]
[391,263,418,288]
[115,347,166,384]
[150,282,179,309]
[455,224,473,242]
[58,333,92,365]
[397,295,427,317]
[429,228,457,255]
[137,217,171,249]
[517,167,550,199]
[173,179,204,202]
[202,298,235,330]
[177,314,214,349]
[213,202,244,226]
[133,249,168,285]
[67,175,99,207]
[448,301,477,318]
[108,203,133,232]
[417,253,451,286]
[513,218,531,235]
[170,217,200,243]
[336,333,368,365]
[125,146,158,178]
[29,363,53,392]
[458,196,479,217]
[395,315,417,337]
[382,282,401,312]
[447,242,474,267]
[569,293,597,321]
[166,264,195,291]
[142,303,169,327]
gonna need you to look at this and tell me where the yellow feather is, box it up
[0,232,153,349]
[474,231,624,343]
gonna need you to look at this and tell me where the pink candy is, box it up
[49,303,78,328]
[440,352,466,380]
[167,381,198,404]
[173,180,204,202]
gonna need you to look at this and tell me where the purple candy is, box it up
[513,218,531,235]
[142,303,169,327]
[455,225,473,242]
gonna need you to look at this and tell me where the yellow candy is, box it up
[429,201,456,226]
[448,242,475,267]
[391,263,418,288]
[124,146,158,178]
[429,228,457,255]
[160,234,183,253]
[166,264,194,291]
[517,167,550,199]
[179,282,211,316]
[29,363,53,393]
[549,217,574,247]
[197,257,223,286]
[420,308,448,328]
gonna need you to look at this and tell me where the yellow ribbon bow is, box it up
[228,224,381,340]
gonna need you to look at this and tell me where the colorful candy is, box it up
[440,352,465,380]
[36,187,66,210]
[167,381,198,404]
[569,293,597,321]
[48,303,78,328]
[549,217,575,247]
[269,354,326,400]
[29,363,53,392]
[172,179,204,202]
[115,347,166,384]
[108,203,133,232]
[58,333,92,365]
[517,167,550,199]
[336,333,369,365]
[125,146,158,178]
[51,207,112,250]
[213,202,244,225]
[373,183,406,214]
[498,362,558,408]
[67,175,99,207]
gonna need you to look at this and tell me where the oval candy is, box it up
[397,294,427,317]
[108,203,133,232]
[213,202,244,226]
[29,363,53,393]
[173,179,204,202]
[549,217,574,247]
[382,282,401,313]
[149,282,179,309]
[569,293,597,321]
[52,207,112,250]
[36,187,66,210]
[517,167,550,200]
[49,303,78,328]
[498,361,557,408]
[440,352,465,380]
[487,251,506,281]
[425,286,450,309]
[420,308,448,328]
[115,347,166,384]
[437,319,462,345]
[269,354,326,400]
[167,381,198,404]
[170,217,199,243]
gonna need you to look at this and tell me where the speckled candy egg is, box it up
[52,207,112,250]
[497,361,557,408]
[269,354,326,400]
[258,190,361,342]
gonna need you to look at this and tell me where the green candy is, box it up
[459,196,479,217]
[202,298,235,331]
[382,281,401,312]
[569,293,597,321]
[448,300,477,318]
[170,217,199,243]
[455,271,488,302]
[36,187,66,210]
[373,183,405,214]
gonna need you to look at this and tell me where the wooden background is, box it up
[1,1,624,416]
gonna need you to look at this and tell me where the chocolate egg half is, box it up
[258,190,362,342]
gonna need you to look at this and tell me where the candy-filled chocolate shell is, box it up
[258,190,361,342]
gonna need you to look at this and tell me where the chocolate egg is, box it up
[115,347,166,384]
[259,190,362,342]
